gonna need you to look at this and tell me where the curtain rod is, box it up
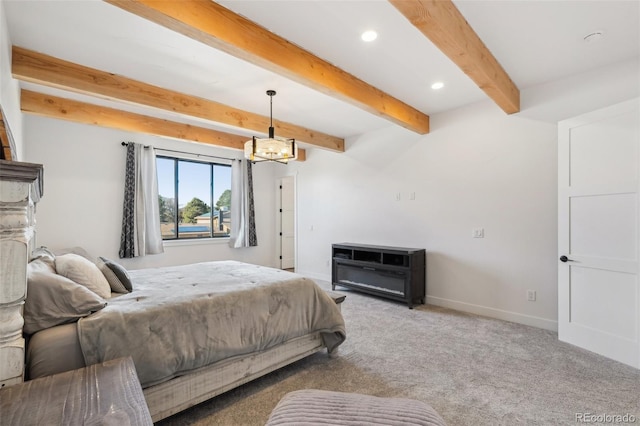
[121,141,238,162]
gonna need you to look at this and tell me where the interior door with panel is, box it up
[558,98,640,368]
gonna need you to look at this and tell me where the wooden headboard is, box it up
[0,160,43,387]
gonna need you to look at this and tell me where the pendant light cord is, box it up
[270,93,273,127]
[267,89,276,139]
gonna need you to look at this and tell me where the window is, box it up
[157,156,232,240]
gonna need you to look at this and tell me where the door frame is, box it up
[275,175,296,270]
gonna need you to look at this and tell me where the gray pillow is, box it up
[30,246,56,265]
[24,259,107,335]
[97,256,133,293]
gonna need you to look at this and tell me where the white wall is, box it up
[23,116,278,271]
[0,0,24,160]
[520,57,640,123]
[280,101,559,330]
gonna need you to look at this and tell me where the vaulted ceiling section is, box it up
[13,0,519,157]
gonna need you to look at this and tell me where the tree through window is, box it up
[157,156,232,240]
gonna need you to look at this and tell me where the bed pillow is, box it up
[97,256,133,293]
[55,254,112,299]
[24,259,107,335]
[30,246,56,266]
[53,246,96,263]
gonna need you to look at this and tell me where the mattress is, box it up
[26,323,85,380]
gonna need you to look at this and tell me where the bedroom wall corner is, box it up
[519,57,640,123]
[278,100,559,331]
[0,0,24,161]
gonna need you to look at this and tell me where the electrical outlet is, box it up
[527,290,536,301]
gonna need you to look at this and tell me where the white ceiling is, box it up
[4,0,640,143]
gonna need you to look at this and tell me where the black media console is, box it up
[331,243,426,309]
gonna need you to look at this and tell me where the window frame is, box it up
[157,154,232,241]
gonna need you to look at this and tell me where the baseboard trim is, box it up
[300,270,558,332]
[427,295,558,332]
[301,271,330,283]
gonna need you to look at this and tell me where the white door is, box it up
[558,98,640,368]
[280,176,295,270]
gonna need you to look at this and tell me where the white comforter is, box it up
[77,261,346,387]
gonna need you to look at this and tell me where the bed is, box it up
[23,249,346,422]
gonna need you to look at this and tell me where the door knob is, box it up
[559,255,574,263]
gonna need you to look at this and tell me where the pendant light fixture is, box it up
[244,90,297,164]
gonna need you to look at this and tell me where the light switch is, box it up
[472,228,484,238]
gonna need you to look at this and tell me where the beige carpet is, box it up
[158,281,640,425]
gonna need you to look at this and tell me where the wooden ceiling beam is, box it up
[389,0,520,114]
[104,0,430,134]
[12,46,336,153]
[20,89,306,161]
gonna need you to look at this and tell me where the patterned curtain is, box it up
[119,142,164,258]
[119,143,136,258]
[247,161,257,246]
[229,159,258,248]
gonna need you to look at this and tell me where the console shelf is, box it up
[331,243,425,309]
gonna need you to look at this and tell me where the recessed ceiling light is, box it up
[361,30,378,42]
[431,82,444,90]
[584,31,604,43]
